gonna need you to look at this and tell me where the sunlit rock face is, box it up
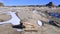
[0,14,11,22]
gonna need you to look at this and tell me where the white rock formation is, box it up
[37,20,42,27]
[0,11,20,25]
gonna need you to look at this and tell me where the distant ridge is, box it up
[6,5,46,7]
[0,2,4,6]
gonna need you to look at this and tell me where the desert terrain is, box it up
[0,6,60,34]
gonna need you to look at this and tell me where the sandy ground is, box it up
[0,7,60,34]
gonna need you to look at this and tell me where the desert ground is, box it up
[0,7,60,34]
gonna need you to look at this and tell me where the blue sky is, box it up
[0,0,60,6]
